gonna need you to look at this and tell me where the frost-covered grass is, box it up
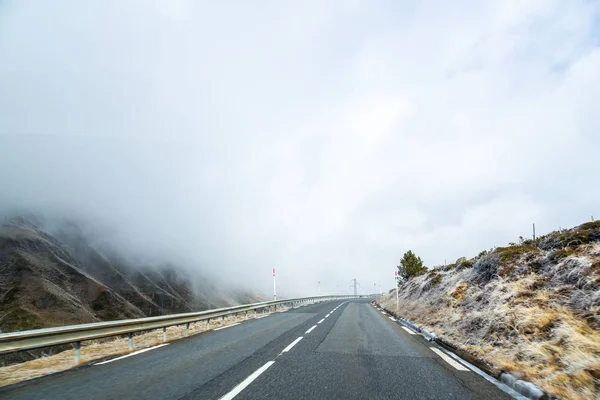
[378,223,600,400]
[0,306,290,387]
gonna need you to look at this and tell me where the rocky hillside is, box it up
[378,221,600,400]
[0,216,261,334]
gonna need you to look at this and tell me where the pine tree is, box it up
[397,250,427,282]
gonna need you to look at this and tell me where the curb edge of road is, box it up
[371,301,557,400]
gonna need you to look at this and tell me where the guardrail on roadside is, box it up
[0,294,364,364]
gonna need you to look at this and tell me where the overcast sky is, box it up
[1,1,599,297]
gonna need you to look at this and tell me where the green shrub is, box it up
[553,248,575,259]
[454,256,474,270]
[494,246,537,264]
[442,263,457,271]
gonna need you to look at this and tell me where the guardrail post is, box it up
[163,327,167,342]
[245,311,248,320]
[254,309,257,318]
[207,318,210,328]
[186,322,190,336]
[128,333,133,350]
[73,341,81,365]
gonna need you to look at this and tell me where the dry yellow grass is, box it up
[0,305,292,388]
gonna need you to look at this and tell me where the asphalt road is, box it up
[0,299,515,400]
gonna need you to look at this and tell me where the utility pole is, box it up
[350,278,360,296]
[533,223,536,241]
[374,282,376,295]
[273,268,276,300]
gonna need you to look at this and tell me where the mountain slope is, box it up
[0,218,144,332]
[52,221,198,316]
[0,216,263,335]
[378,221,600,400]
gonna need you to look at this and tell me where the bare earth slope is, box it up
[379,221,600,400]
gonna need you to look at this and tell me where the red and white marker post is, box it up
[394,271,400,311]
[273,268,276,300]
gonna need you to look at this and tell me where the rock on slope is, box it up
[378,221,600,400]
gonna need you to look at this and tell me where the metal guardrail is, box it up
[0,294,362,363]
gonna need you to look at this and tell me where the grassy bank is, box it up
[378,221,600,399]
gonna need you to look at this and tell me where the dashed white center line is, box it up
[402,326,416,335]
[218,361,275,400]
[430,347,470,371]
[380,311,387,315]
[305,325,317,334]
[281,337,303,353]
[95,344,169,365]
[317,318,325,324]
[214,323,240,331]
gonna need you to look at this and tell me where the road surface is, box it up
[0,299,516,399]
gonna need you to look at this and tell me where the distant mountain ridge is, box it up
[0,216,261,333]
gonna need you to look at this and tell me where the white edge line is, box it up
[439,349,530,400]
[95,344,169,365]
[430,347,469,371]
[388,317,396,321]
[281,336,303,353]
[401,326,416,335]
[218,361,275,400]
[254,315,269,319]
[317,318,325,324]
[305,325,317,334]
[214,323,240,331]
